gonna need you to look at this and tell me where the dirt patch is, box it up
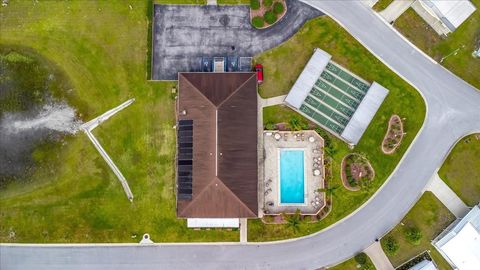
[341,153,375,191]
[382,115,404,154]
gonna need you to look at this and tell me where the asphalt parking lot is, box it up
[152,1,322,80]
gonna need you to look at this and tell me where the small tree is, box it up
[252,16,264,28]
[284,209,301,232]
[354,252,368,265]
[263,11,277,25]
[250,0,260,10]
[273,2,284,14]
[382,236,399,255]
[288,116,301,131]
[405,226,423,245]
[318,185,339,198]
[263,0,273,7]
[264,121,275,130]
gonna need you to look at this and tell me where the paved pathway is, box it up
[240,219,248,243]
[379,0,414,23]
[2,2,480,269]
[207,0,217,5]
[364,242,394,270]
[260,95,287,107]
[427,173,470,218]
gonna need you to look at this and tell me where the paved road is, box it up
[152,1,322,80]
[2,1,480,269]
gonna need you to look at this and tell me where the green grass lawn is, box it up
[329,253,376,270]
[248,16,425,241]
[0,0,237,243]
[217,0,249,4]
[438,133,480,206]
[380,192,455,269]
[372,0,394,12]
[393,3,480,90]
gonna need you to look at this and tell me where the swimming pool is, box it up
[279,149,305,204]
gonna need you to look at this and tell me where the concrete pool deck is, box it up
[262,130,325,215]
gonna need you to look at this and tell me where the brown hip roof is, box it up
[177,72,258,218]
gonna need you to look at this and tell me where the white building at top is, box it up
[433,205,480,270]
[417,0,476,34]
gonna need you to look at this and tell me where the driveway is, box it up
[152,1,322,80]
[2,1,480,270]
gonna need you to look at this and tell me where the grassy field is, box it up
[393,2,480,90]
[372,0,394,12]
[329,253,375,270]
[439,133,480,206]
[0,0,237,243]
[248,16,425,241]
[380,192,455,269]
[217,0,249,4]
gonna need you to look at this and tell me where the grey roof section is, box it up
[340,82,389,145]
[409,260,438,270]
[284,49,331,109]
[434,205,480,248]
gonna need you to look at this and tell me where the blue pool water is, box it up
[279,149,305,204]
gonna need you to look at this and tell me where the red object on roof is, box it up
[255,64,263,83]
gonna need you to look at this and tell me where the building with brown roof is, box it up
[176,72,259,219]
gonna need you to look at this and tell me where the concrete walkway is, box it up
[260,95,286,108]
[207,0,216,5]
[427,173,469,218]
[364,242,394,270]
[239,219,247,243]
[379,0,414,23]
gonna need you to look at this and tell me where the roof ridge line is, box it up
[180,73,217,109]
[217,73,257,108]
[215,177,257,217]
[178,179,217,217]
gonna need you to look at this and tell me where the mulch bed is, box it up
[250,0,287,29]
[340,153,375,191]
[381,114,404,154]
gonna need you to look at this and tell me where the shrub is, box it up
[252,16,264,28]
[250,0,260,10]
[382,236,399,255]
[405,226,423,245]
[273,2,284,14]
[354,253,368,265]
[263,0,273,7]
[263,10,277,25]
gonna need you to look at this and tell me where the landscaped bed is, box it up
[250,0,286,29]
[382,115,404,154]
[341,153,375,191]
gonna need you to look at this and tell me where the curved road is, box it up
[2,1,480,269]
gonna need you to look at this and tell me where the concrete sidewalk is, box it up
[240,219,247,243]
[260,95,286,108]
[427,173,469,218]
[379,0,414,23]
[364,241,394,270]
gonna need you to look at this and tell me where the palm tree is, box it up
[284,209,301,232]
[318,185,339,198]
